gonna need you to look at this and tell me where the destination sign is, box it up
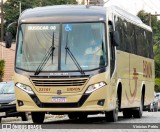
[28,25,56,30]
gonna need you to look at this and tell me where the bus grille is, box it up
[31,78,88,87]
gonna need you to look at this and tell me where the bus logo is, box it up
[143,60,152,78]
[57,90,62,95]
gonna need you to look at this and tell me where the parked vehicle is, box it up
[155,92,160,111]
[0,81,28,122]
[149,97,158,112]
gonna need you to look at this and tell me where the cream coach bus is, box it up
[5,5,154,123]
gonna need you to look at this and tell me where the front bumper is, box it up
[15,84,116,112]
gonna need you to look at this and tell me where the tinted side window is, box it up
[114,15,153,59]
[123,20,129,52]
[115,16,124,51]
[147,31,153,59]
[130,25,136,54]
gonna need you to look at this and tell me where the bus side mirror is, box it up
[112,31,120,47]
[5,32,13,48]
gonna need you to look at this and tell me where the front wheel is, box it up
[31,112,45,124]
[105,95,119,122]
[105,109,118,122]
[68,113,88,121]
[78,113,88,121]
[21,112,28,121]
[68,113,78,120]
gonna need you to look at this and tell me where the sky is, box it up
[104,0,160,15]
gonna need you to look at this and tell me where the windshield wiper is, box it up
[35,33,55,75]
[65,33,85,75]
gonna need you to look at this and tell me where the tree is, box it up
[155,78,160,92]
[137,10,151,26]
[138,10,160,92]
[3,0,33,38]
[137,10,158,40]
[3,0,77,38]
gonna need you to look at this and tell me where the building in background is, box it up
[0,0,14,82]
[0,43,15,81]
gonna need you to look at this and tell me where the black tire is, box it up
[133,95,143,118]
[0,118,1,123]
[147,104,151,112]
[21,112,28,121]
[68,113,88,121]
[68,113,78,120]
[78,113,88,121]
[105,95,119,122]
[123,109,133,118]
[31,112,45,124]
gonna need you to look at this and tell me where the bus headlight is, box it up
[85,82,106,94]
[16,83,34,95]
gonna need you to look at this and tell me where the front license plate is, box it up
[0,112,6,117]
[52,97,67,102]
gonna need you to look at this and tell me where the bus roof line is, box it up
[107,6,152,31]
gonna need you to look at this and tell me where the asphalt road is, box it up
[0,112,160,130]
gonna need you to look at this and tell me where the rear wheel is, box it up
[31,112,45,123]
[133,95,143,118]
[148,104,151,112]
[105,95,119,122]
[123,109,133,118]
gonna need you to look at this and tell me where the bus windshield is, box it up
[16,23,107,72]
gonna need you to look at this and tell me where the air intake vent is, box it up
[31,78,88,87]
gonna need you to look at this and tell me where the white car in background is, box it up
[155,92,160,111]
